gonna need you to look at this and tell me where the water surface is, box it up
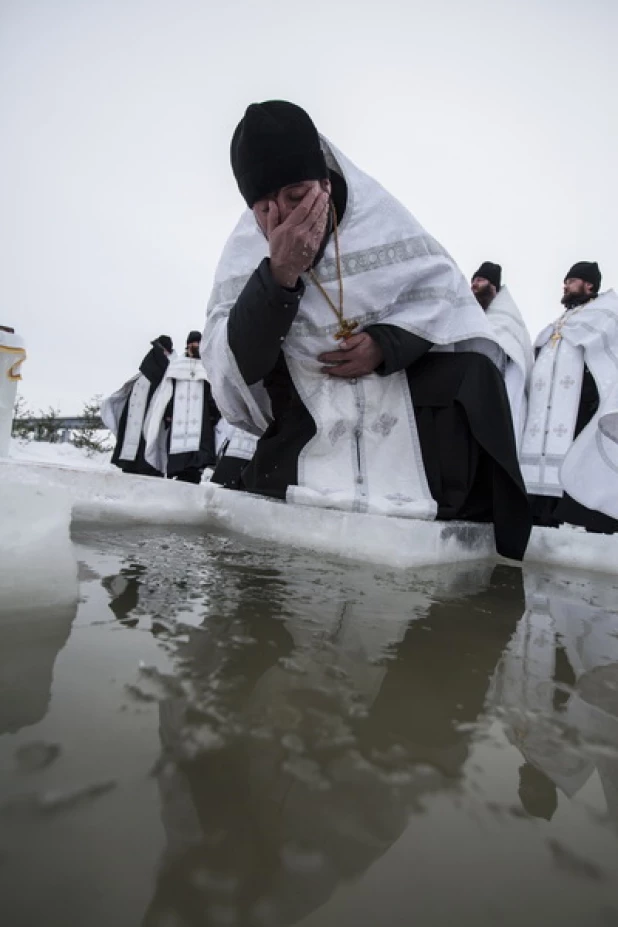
[1,526,617,926]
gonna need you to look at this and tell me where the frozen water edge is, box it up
[523,523,618,574]
[0,459,494,569]
[0,479,77,609]
[2,458,617,574]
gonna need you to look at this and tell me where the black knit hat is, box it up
[472,262,502,291]
[231,101,328,207]
[152,335,173,354]
[564,261,601,292]
[186,330,202,345]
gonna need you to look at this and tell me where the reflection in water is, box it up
[102,563,147,625]
[490,570,618,825]
[131,558,523,927]
[6,526,618,927]
[362,565,524,777]
[0,602,77,735]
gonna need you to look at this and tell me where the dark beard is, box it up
[561,292,593,309]
[474,288,494,312]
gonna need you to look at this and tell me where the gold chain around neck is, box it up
[308,205,358,340]
[550,303,587,345]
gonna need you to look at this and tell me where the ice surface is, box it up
[0,479,77,609]
[2,446,618,574]
[203,482,496,569]
[1,458,207,527]
[1,458,495,568]
[8,437,112,469]
[524,524,618,575]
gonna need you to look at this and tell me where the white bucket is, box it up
[0,327,26,457]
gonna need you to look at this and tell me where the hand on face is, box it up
[318,332,384,378]
[265,185,330,289]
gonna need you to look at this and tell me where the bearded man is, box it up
[471,261,533,448]
[521,262,618,533]
[202,101,531,560]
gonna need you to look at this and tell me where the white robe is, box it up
[485,286,533,448]
[100,374,148,462]
[144,356,209,474]
[214,420,258,461]
[203,138,503,520]
[489,570,618,814]
[561,396,618,519]
[520,289,618,517]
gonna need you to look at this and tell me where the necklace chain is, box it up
[550,303,586,345]
[308,205,358,340]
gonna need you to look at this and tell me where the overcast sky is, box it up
[2,0,616,413]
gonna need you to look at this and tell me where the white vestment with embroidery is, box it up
[203,139,503,519]
[144,356,208,473]
[485,287,533,448]
[520,290,618,517]
[100,373,148,462]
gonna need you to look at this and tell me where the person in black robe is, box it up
[157,332,221,484]
[203,102,532,561]
[106,335,173,477]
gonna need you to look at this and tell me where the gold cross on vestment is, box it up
[335,319,359,340]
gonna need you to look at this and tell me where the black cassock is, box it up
[111,344,169,476]
[164,380,220,484]
[221,258,532,562]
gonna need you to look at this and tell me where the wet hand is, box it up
[268,189,330,289]
[318,332,384,378]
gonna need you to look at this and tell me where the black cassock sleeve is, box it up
[364,324,433,375]
[228,258,305,386]
[205,381,221,426]
[139,344,169,386]
[164,384,175,427]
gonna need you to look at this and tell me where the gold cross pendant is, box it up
[550,331,562,345]
[335,319,359,340]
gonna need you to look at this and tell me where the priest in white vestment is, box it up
[520,262,618,533]
[144,332,220,483]
[471,262,533,448]
[203,101,532,560]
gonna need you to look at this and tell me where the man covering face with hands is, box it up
[202,100,531,560]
